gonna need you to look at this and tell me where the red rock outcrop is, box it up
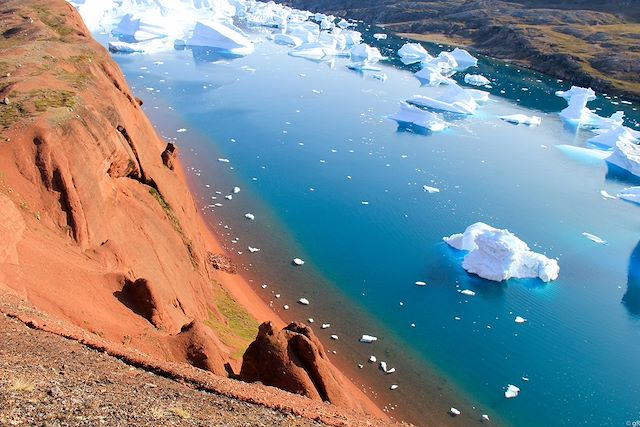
[240,322,362,410]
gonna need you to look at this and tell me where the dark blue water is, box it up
[102,24,640,427]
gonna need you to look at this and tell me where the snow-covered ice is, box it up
[500,114,541,126]
[505,384,520,399]
[444,222,560,283]
[359,334,378,343]
[398,42,433,64]
[464,74,490,86]
[618,187,640,204]
[606,138,640,177]
[388,102,448,132]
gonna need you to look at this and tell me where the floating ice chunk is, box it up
[337,18,352,29]
[350,43,384,63]
[248,246,260,253]
[500,114,541,126]
[369,355,377,363]
[398,42,433,64]
[289,43,334,60]
[373,33,387,40]
[582,232,607,245]
[423,185,440,193]
[225,195,233,200]
[600,190,617,199]
[606,139,640,177]
[283,304,289,310]
[293,257,305,265]
[286,22,320,43]
[321,323,331,329]
[359,334,378,343]
[342,29,362,46]
[505,384,520,399]
[233,186,241,194]
[187,21,254,56]
[298,298,310,305]
[379,361,387,372]
[515,316,527,324]
[330,334,339,340]
[443,222,560,283]
[450,408,461,416]
[464,74,490,86]
[460,289,476,296]
[218,158,230,163]
[414,64,455,86]
[390,384,398,390]
[388,102,449,132]
[108,41,146,53]
[407,84,478,114]
[557,86,624,129]
[308,318,314,323]
[73,0,116,33]
[346,62,382,72]
[415,281,427,286]
[450,47,478,69]
[587,126,639,149]
[556,145,611,165]
[273,33,303,47]
[482,414,490,422]
[372,73,388,81]
[244,213,255,220]
[618,187,640,204]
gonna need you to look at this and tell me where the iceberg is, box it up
[298,298,310,305]
[373,33,387,40]
[346,62,382,72]
[582,232,607,245]
[273,33,303,47]
[289,43,335,60]
[450,408,461,416]
[515,316,527,324]
[187,21,254,55]
[443,222,560,283]
[388,102,448,132]
[427,51,458,71]
[500,114,542,126]
[556,86,625,129]
[414,64,454,86]
[342,29,362,46]
[505,384,520,399]
[606,139,640,177]
[464,74,490,86]
[618,187,640,204]
[244,213,255,220]
[460,289,476,296]
[293,257,305,265]
[407,83,479,115]
[350,43,384,63]
[359,334,378,343]
[450,47,478,69]
[587,125,639,149]
[398,42,433,64]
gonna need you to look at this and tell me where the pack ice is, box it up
[443,222,559,283]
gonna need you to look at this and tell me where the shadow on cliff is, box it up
[622,241,640,318]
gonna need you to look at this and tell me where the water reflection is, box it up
[623,241,640,317]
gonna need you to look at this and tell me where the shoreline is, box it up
[174,158,389,421]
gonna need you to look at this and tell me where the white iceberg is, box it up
[273,33,303,47]
[342,29,362,46]
[556,86,624,129]
[359,334,378,343]
[450,408,461,416]
[464,74,490,86]
[346,62,382,72]
[606,138,640,177]
[388,102,448,132]
[500,114,542,126]
[289,42,335,60]
[460,289,476,296]
[293,257,305,265]
[582,232,607,245]
[423,185,440,193]
[414,64,454,86]
[298,298,310,305]
[368,355,377,363]
[505,384,520,399]
[407,83,479,115]
[443,222,560,283]
[398,42,433,64]
[588,126,639,149]
[187,21,254,55]
[350,43,383,63]
[514,316,527,324]
[373,33,387,40]
[618,187,640,204]
[415,281,427,286]
[450,47,478,69]
[427,51,458,71]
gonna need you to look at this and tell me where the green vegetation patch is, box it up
[149,187,183,235]
[30,89,76,112]
[205,283,259,360]
[0,100,28,129]
[32,5,73,39]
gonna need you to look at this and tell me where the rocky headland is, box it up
[0,0,392,424]
[283,0,640,101]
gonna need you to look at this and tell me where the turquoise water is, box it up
[104,24,640,426]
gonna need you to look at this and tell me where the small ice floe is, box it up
[618,187,640,204]
[293,257,305,266]
[600,190,617,200]
[321,323,331,329]
[464,74,490,86]
[582,232,608,245]
[450,407,461,416]
[606,138,640,177]
[245,213,255,220]
[225,195,233,200]
[398,42,433,64]
[423,185,440,193]
[460,289,476,296]
[361,201,369,205]
[450,47,478,69]
[298,298,310,305]
[373,33,387,40]
[275,294,281,298]
[359,334,378,343]
[515,316,527,324]
[482,414,490,422]
[390,384,399,390]
[177,128,187,133]
[233,186,241,194]
[415,281,428,286]
[261,284,267,289]
[283,304,289,310]
[273,33,303,47]
[311,89,322,94]
[248,246,260,253]
[350,43,384,63]
[443,222,560,283]
[388,102,448,132]
[330,334,339,340]
[218,158,230,163]
[414,64,454,86]
[346,62,382,72]
[500,114,542,126]
[407,83,481,115]
[308,318,314,323]
[379,361,395,374]
[358,363,364,369]
[369,355,377,363]
[504,384,520,399]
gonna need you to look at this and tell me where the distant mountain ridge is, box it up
[284,0,640,100]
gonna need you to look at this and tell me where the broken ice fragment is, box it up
[460,289,476,296]
[233,186,241,194]
[248,246,260,253]
[330,334,338,340]
[187,21,254,56]
[369,355,377,363]
[298,298,310,305]
[415,281,427,286]
[388,102,448,132]
[321,323,331,329]
[293,257,305,265]
[500,114,541,126]
[504,384,520,399]
[618,187,640,204]
[423,185,440,193]
[582,232,607,245]
[359,334,377,343]
[464,74,490,86]
[450,408,461,416]
[515,316,527,324]
[390,384,398,390]
[244,213,255,220]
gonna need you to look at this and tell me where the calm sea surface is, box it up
[99,24,640,426]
